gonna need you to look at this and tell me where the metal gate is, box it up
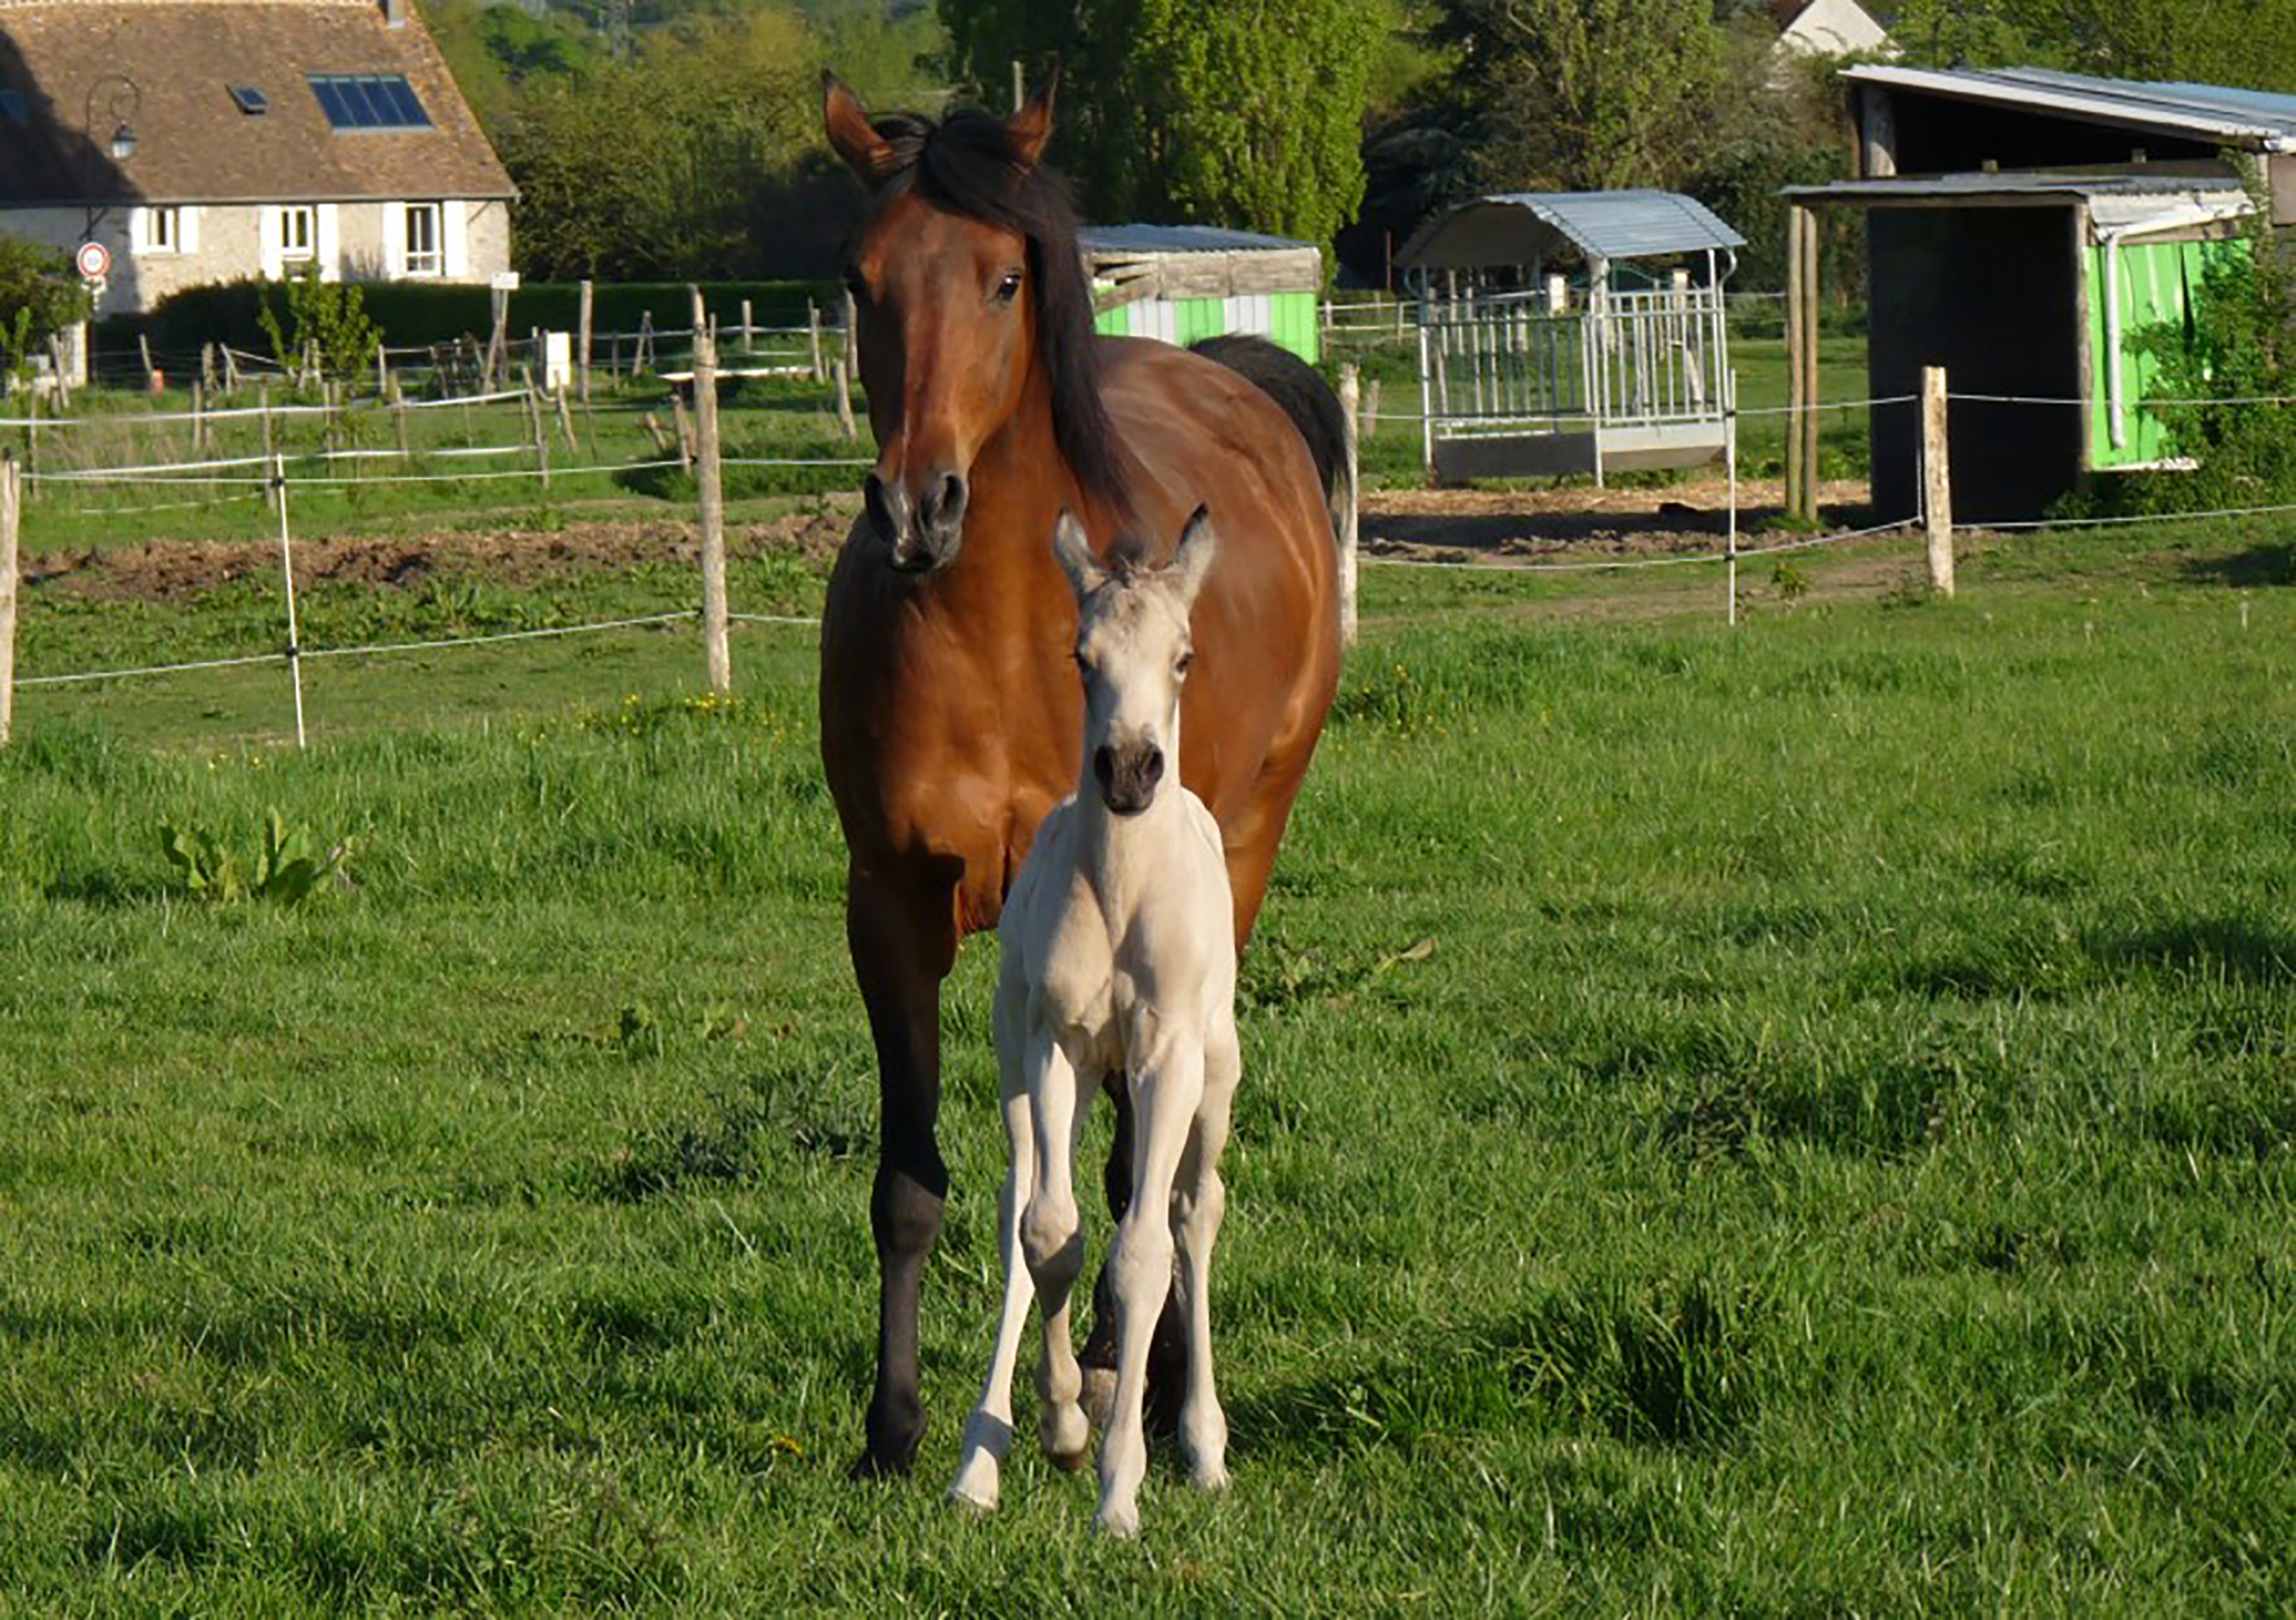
[1416,284,1732,484]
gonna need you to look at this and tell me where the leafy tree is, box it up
[0,238,94,388]
[1891,0,2296,89]
[257,266,384,385]
[940,0,1381,248]
[1433,0,1727,193]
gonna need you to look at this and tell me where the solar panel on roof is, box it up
[229,84,268,116]
[307,73,431,131]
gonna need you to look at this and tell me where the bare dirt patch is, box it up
[25,512,856,603]
[1362,475,1874,565]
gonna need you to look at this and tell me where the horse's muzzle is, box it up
[866,469,969,572]
[1094,743,1164,816]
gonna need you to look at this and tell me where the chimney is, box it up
[382,0,406,26]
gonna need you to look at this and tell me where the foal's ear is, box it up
[1007,60,1059,167]
[1171,504,1220,609]
[1051,509,1106,601]
[823,72,895,185]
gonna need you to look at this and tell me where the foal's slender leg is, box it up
[1081,1081,1192,1434]
[1019,1034,1092,1469]
[950,984,1037,1511]
[847,869,958,1479]
[1175,1015,1239,1491]
[1098,1045,1206,1538]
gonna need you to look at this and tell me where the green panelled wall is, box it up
[1090,288,1321,364]
[2085,236,2250,469]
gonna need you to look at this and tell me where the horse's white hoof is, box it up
[1096,1501,1142,1539]
[1041,1401,1090,1466]
[1191,1461,1230,1493]
[948,1456,1000,1513]
[1080,1367,1118,1429]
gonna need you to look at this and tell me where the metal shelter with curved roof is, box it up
[1396,191,1744,486]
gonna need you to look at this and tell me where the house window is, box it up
[139,207,181,253]
[279,206,314,262]
[403,203,441,276]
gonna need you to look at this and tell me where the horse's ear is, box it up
[1007,60,1059,167]
[1051,509,1106,601]
[1171,504,1219,608]
[823,71,895,185]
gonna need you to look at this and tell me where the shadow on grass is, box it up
[588,1065,871,1203]
[2179,541,2294,589]
[2098,917,2291,987]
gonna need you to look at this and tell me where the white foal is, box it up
[950,506,1242,1537]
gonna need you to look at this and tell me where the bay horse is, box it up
[818,70,1343,1478]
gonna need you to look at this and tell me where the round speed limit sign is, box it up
[74,240,111,282]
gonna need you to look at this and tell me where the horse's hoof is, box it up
[848,1443,916,1481]
[1080,1367,1118,1430]
[1096,1502,1142,1539]
[1191,1463,1231,1493]
[1046,1443,1091,1473]
[948,1481,998,1513]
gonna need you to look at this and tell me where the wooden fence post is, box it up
[1336,363,1360,647]
[831,359,857,442]
[0,455,19,747]
[1360,377,1380,444]
[577,278,594,407]
[1922,365,1954,597]
[523,369,549,490]
[807,300,824,381]
[692,287,731,693]
[388,371,411,463]
[1800,208,1821,519]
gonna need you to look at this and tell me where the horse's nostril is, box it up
[1143,748,1164,786]
[924,471,969,534]
[864,473,905,545]
[1093,747,1115,790]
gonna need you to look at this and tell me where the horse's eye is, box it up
[1176,652,1195,677]
[842,269,870,304]
[994,269,1024,306]
[1072,650,1088,674]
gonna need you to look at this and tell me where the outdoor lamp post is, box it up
[84,74,139,163]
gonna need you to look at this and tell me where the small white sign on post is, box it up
[543,330,573,394]
[73,240,111,283]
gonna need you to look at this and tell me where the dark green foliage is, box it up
[0,238,94,383]
[255,268,385,384]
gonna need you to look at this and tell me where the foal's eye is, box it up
[993,269,1024,306]
[1176,652,1195,677]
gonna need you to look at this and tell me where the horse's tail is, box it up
[1187,334,1354,548]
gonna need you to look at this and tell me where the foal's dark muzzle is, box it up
[866,468,969,572]
[1094,743,1165,816]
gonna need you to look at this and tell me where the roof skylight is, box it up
[230,84,269,117]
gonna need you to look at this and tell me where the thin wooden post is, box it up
[0,455,18,747]
[807,299,824,381]
[739,298,753,354]
[273,454,307,750]
[670,393,695,471]
[1360,377,1381,444]
[1336,363,1360,647]
[388,371,411,463]
[375,340,388,399]
[831,358,856,442]
[1921,364,1954,597]
[21,388,34,483]
[191,378,207,458]
[555,385,577,452]
[485,285,509,390]
[138,332,156,391]
[692,287,730,694]
[577,278,594,407]
[523,368,548,490]
[221,344,240,394]
[1726,367,1740,626]
[259,382,276,507]
[1784,202,1810,521]
[636,309,654,377]
[1799,208,1821,520]
[201,342,218,395]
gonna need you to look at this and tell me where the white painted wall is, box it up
[0,199,512,316]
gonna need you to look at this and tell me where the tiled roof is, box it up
[0,1,513,204]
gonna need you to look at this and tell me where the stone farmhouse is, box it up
[0,0,514,320]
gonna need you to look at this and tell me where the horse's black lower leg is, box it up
[1080,1073,1191,1436]
[847,877,954,1479]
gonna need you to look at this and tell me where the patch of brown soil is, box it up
[25,512,857,604]
[1361,476,1874,564]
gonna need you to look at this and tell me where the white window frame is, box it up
[278,205,315,263]
[134,206,181,254]
[402,202,442,277]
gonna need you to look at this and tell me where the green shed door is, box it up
[2086,237,2251,470]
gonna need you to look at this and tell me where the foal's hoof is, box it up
[1079,1367,1118,1430]
[1096,1502,1142,1539]
[1047,1444,1092,1474]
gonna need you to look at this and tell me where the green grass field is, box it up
[1,508,2287,1611]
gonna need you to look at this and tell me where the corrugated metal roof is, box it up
[1079,224,1311,255]
[1844,64,2296,152]
[1396,191,1744,271]
[1785,172,2249,202]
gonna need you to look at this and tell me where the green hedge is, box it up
[117,278,836,357]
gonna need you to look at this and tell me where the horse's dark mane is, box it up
[863,106,1130,512]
